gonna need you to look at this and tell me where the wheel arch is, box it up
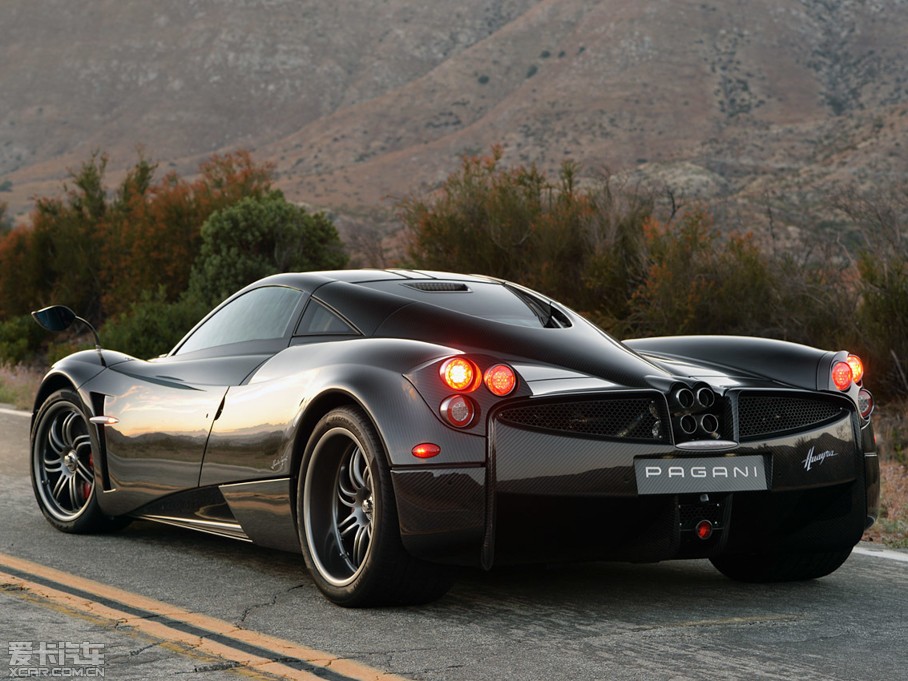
[31,350,111,424]
[32,373,78,420]
[288,389,386,526]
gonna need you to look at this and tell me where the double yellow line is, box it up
[0,552,407,681]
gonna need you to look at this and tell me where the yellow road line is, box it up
[0,551,408,681]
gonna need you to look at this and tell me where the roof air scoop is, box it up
[404,282,471,292]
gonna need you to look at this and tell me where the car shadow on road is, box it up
[110,518,841,620]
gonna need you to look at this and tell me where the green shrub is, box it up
[629,210,779,337]
[0,314,46,364]
[188,194,347,307]
[400,147,653,327]
[101,288,209,360]
[856,252,908,395]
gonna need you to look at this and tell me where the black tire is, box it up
[297,406,452,607]
[710,549,852,582]
[31,389,130,534]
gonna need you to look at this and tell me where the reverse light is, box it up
[484,364,517,396]
[412,443,441,459]
[440,357,480,392]
[847,354,864,384]
[831,361,853,391]
[858,388,874,419]
[440,395,476,428]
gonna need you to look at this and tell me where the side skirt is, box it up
[128,478,301,553]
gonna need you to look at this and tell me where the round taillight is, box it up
[847,354,864,384]
[831,361,853,391]
[412,443,441,459]
[695,520,714,541]
[484,364,517,396]
[858,388,874,419]
[440,357,479,392]
[440,395,476,428]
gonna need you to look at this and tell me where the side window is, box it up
[177,286,303,355]
[295,300,358,336]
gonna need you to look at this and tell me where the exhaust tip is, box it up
[700,413,719,435]
[674,387,695,410]
[679,414,697,435]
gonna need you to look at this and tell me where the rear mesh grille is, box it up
[497,397,666,442]
[738,395,846,440]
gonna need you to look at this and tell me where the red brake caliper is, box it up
[82,453,93,500]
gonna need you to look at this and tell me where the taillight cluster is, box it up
[438,357,517,428]
[832,353,873,419]
[831,354,863,391]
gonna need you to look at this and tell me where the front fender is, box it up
[32,349,136,415]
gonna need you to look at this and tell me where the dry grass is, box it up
[863,399,908,548]
[0,363,44,411]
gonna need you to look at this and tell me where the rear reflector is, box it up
[440,395,476,428]
[412,443,441,459]
[858,388,874,419]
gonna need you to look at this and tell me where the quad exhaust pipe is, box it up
[671,386,720,438]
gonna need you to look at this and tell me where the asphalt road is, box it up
[2,407,907,680]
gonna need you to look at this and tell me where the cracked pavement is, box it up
[2,409,907,680]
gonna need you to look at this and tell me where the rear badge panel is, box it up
[635,455,768,495]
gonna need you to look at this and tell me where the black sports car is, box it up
[30,269,879,606]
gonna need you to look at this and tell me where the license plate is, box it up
[634,455,768,495]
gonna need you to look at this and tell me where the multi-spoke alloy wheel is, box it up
[306,431,375,586]
[298,407,452,607]
[31,390,129,534]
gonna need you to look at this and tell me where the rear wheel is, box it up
[710,549,852,582]
[298,407,452,607]
[31,389,130,533]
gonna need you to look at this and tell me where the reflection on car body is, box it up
[29,269,879,606]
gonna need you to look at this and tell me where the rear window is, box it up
[359,280,570,328]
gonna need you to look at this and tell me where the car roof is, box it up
[249,269,492,294]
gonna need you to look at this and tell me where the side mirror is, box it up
[32,305,77,332]
[31,305,106,368]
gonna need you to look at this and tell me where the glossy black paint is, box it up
[32,269,880,573]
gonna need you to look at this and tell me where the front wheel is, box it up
[298,407,452,607]
[710,549,852,582]
[31,389,130,534]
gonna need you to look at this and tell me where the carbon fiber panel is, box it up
[491,493,679,565]
[220,478,300,553]
[724,482,865,553]
[748,413,859,490]
[493,422,674,496]
[391,467,486,565]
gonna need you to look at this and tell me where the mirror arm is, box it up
[75,315,106,368]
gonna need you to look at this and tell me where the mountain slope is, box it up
[1,0,906,238]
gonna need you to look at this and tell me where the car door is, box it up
[93,286,306,515]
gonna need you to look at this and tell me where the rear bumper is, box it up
[392,396,877,568]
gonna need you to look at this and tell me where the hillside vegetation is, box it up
[1,0,907,248]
